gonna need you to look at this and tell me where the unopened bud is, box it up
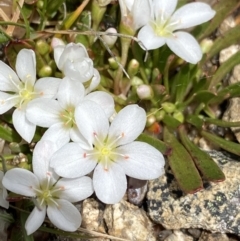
[38,66,52,77]
[92,0,106,30]
[136,84,154,100]
[36,40,50,55]
[200,38,213,54]
[108,57,121,69]
[173,111,184,123]
[161,102,176,114]
[127,59,139,78]
[131,76,144,86]
[51,37,65,49]
[155,110,165,121]
[102,28,118,48]
[146,114,156,127]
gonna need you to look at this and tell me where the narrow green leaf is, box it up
[20,212,34,241]
[179,125,225,182]
[193,0,240,40]
[201,130,240,155]
[208,51,240,91]
[0,125,21,143]
[172,64,190,102]
[209,82,240,105]
[136,133,170,154]
[204,117,240,127]
[46,0,65,17]
[162,114,181,129]
[191,90,216,103]
[186,115,203,129]
[206,25,240,61]
[163,127,203,193]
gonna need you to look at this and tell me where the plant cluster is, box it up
[0,0,240,239]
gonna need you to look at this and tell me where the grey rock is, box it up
[147,151,240,235]
[104,200,157,241]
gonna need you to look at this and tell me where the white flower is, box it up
[51,102,165,204]
[137,0,216,64]
[2,140,93,235]
[0,171,9,209]
[53,39,100,91]
[119,0,150,31]
[0,49,61,142]
[26,77,115,148]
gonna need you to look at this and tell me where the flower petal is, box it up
[166,31,202,64]
[41,123,70,149]
[13,108,36,143]
[116,141,165,179]
[51,143,96,178]
[47,199,81,232]
[63,58,94,83]
[0,171,9,209]
[0,61,21,92]
[84,91,115,118]
[93,162,127,204]
[53,45,65,69]
[57,77,84,109]
[58,43,89,70]
[75,100,109,146]
[57,176,94,202]
[108,105,146,146]
[85,68,100,94]
[132,0,151,30]
[153,0,177,19]
[34,77,61,99]
[25,206,46,235]
[69,127,90,149]
[16,49,36,86]
[33,140,59,183]
[171,2,216,30]
[0,92,18,114]
[137,25,166,50]
[26,99,61,127]
[2,168,39,197]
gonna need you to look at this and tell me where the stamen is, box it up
[8,74,21,90]
[51,186,65,195]
[93,132,102,147]
[103,156,108,171]
[107,133,124,149]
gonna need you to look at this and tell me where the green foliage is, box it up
[1,0,240,238]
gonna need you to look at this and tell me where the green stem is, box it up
[114,37,131,95]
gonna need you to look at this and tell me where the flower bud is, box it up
[36,40,50,55]
[136,84,154,100]
[97,0,111,7]
[131,76,144,86]
[108,56,121,69]
[200,38,213,54]
[173,110,184,123]
[127,59,139,78]
[102,28,118,48]
[155,110,165,121]
[147,122,161,135]
[38,65,52,77]
[92,0,107,30]
[37,0,44,9]
[51,37,65,49]
[146,114,156,127]
[161,102,176,114]
[152,68,161,83]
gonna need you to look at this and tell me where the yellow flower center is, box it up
[59,106,76,128]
